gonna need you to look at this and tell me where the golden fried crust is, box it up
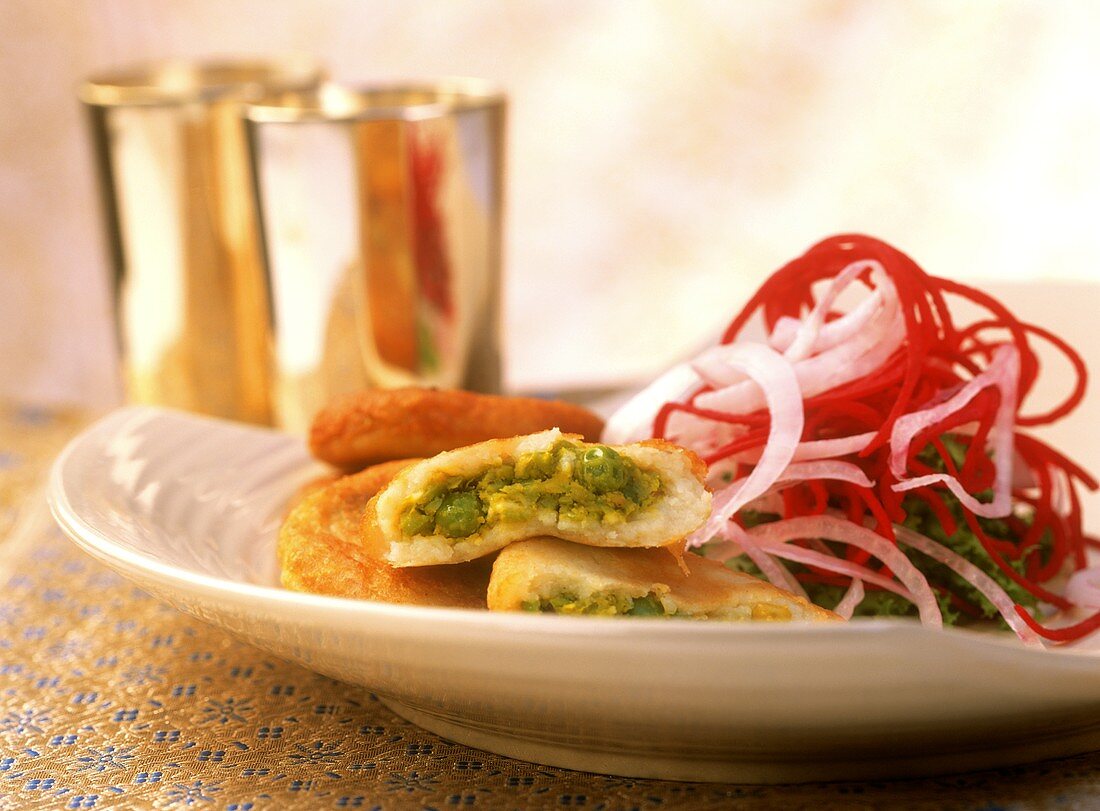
[359,496,389,561]
[278,460,489,608]
[638,437,709,484]
[488,537,839,622]
[309,387,606,471]
[285,473,343,517]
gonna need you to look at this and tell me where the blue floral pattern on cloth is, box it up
[2,405,1100,809]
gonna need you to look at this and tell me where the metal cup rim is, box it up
[243,78,506,124]
[80,56,324,108]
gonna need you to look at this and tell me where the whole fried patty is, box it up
[309,387,605,471]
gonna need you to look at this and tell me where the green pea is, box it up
[628,594,665,616]
[623,470,659,505]
[515,450,555,480]
[547,593,581,612]
[434,491,484,538]
[576,446,629,494]
[400,509,435,537]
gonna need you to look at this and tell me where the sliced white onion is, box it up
[1050,464,1074,518]
[792,432,876,461]
[769,263,888,357]
[833,578,866,620]
[670,418,749,459]
[782,261,884,361]
[600,361,702,445]
[767,316,802,352]
[739,492,785,515]
[894,525,1043,646]
[705,459,873,500]
[1065,566,1100,610]
[889,344,1020,519]
[770,290,887,357]
[707,525,809,600]
[746,516,943,628]
[736,432,876,466]
[595,245,1065,642]
[685,344,803,547]
[697,264,900,412]
[1012,450,1038,490]
[748,538,914,599]
[740,544,809,599]
[785,460,874,488]
[690,343,749,389]
[608,260,900,461]
[695,305,904,416]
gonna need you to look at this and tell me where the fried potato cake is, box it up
[285,472,343,516]
[488,537,839,622]
[363,429,711,567]
[309,387,605,471]
[278,459,489,608]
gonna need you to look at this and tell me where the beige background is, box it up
[2,0,1099,407]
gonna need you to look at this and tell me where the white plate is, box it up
[48,406,1100,783]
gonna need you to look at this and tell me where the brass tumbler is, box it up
[82,59,323,424]
[245,81,507,433]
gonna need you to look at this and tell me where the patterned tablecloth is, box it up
[2,404,1100,810]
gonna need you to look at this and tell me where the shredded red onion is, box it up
[602,234,1094,641]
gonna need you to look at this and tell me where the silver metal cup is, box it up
[81,58,324,425]
[245,81,506,433]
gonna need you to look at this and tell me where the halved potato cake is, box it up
[488,537,839,622]
[363,429,711,567]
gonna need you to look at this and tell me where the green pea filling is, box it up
[399,441,661,541]
[521,591,670,616]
